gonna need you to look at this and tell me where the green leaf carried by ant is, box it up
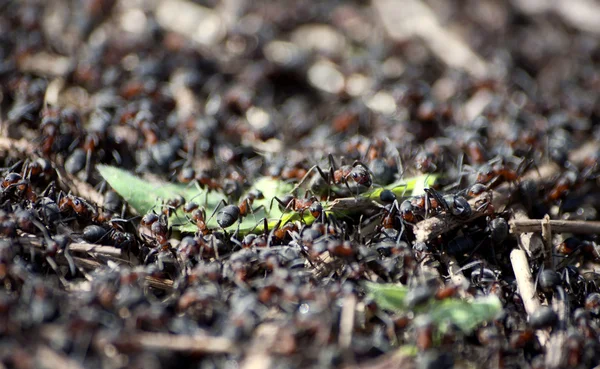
[98,166,315,234]
[176,176,318,234]
[97,164,227,221]
[364,174,438,202]
[99,166,439,236]
[363,282,502,334]
[327,174,438,214]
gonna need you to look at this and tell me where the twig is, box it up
[510,219,600,234]
[511,0,600,35]
[0,137,105,207]
[413,141,598,243]
[510,249,549,347]
[510,205,544,258]
[374,0,490,78]
[16,237,122,258]
[57,255,174,291]
[114,332,238,354]
[541,215,553,269]
[35,345,85,369]
[441,254,469,297]
[68,243,122,257]
[153,0,226,47]
[414,188,500,243]
[545,331,567,369]
[18,52,72,77]
[339,294,357,349]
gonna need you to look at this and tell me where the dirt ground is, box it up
[1,0,600,368]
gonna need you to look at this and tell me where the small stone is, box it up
[308,60,345,94]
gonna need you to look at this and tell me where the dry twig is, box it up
[374,0,490,78]
[35,345,85,369]
[114,332,238,354]
[0,137,105,206]
[541,215,553,269]
[339,294,357,349]
[510,205,544,258]
[510,219,600,235]
[414,141,598,243]
[510,249,549,347]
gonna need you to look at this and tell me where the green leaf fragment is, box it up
[363,281,408,312]
[363,174,438,201]
[97,165,227,217]
[98,165,439,236]
[429,295,502,333]
[364,282,502,334]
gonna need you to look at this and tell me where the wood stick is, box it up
[114,332,238,354]
[510,219,600,234]
[510,249,549,347]
[541,215,553,269]
[16,237,122,258]
[414,141,598,243]
[510,205,544,258]
[68,243,122,257]
[339,294,357,349]
[414,188,501,243]
[35,345,85,369]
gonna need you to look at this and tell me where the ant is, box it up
[58,194,94,218]
[162,195,185,217]
[1,172,37,203]
[269,192,324,223]
[473,156,531,187]
[546,170,579,202]
[211,189,265,229]
[295,154,373,198]
[187,206,211,236]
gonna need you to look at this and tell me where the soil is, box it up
[0,1,600,368]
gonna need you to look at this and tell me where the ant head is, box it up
[350,165,372,187]
[309,202,323,219]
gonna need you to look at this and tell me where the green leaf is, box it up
[176,176,315,234]
[364,281,408,312]
[429,295,502,333]
[363,174,438,201]
[99,165,439,236]
[364,282,502,334]
[97,164,226,217]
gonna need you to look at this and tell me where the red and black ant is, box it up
[211,189,265,230]
[295,154,373,198]
[58,194,94,218]
[269,193,324,222]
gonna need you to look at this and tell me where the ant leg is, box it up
[211,237,220,260]
[291,165,319,194]
[248,217,268,235]
[395,220,406,246]
[207,199,228,224]
[250,204,265,222]
[144,248,158,265]
[267,220,282,246]
[269,196,293,212]
[443,154,465,191]
[84,149,93,182]
[230,237,243,251]
[328,153,338,172]
[465,238,489,263]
